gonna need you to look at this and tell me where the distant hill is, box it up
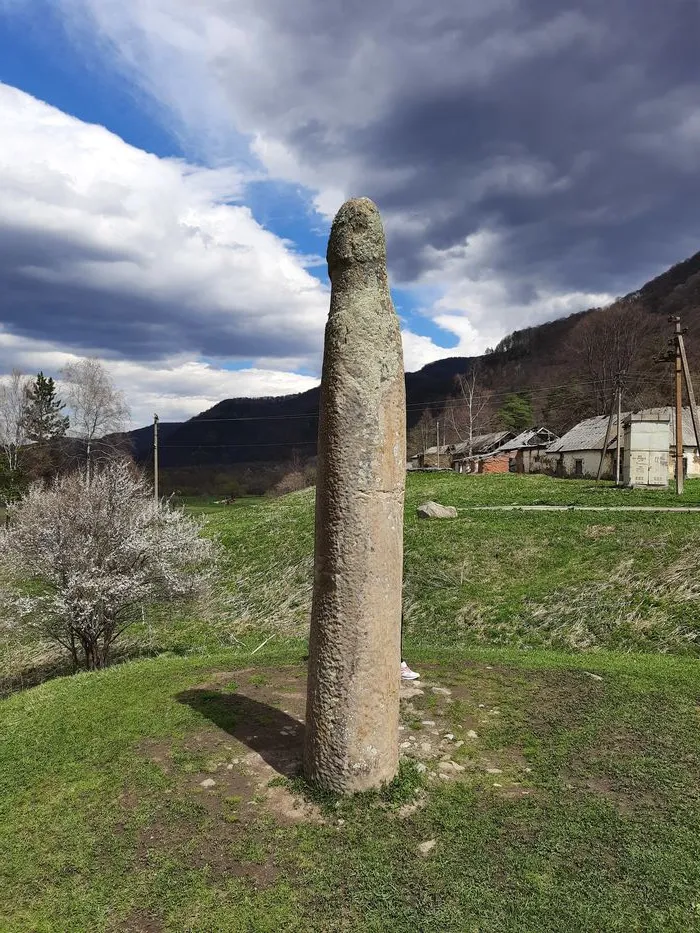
[128,248,700,493]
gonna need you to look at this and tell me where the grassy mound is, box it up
[1,646,699,931]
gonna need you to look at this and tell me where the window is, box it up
[574,459,583,477]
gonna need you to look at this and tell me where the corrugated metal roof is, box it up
[498,427,558,451]
[547,415,614,453]
[452,431,512,457]
[420,445,450,455]
[548,407,700,453]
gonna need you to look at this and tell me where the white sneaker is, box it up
[401,661,420,681]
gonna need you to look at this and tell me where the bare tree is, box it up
[61,358,130,466]
[448,366,492,453]
[0,460,216,671]
[407,408,437,456]
[572,299,653,413]
[0,370,30,475]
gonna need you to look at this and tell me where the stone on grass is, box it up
[417,501,458,519]
[418,839,437,856]
[304,198,406,794]
[199,778,216,789]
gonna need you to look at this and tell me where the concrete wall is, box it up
[623,420,669,487]
[669,447,700,478]
[557,450,614,479]
[520,449,556,474]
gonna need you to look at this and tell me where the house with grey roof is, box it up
[451,427,559,474]
[497,427,559,474]
[546,407,700,481]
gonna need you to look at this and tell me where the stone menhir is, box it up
[304,197,406,793]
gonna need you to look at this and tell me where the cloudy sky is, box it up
[1,1,699,427]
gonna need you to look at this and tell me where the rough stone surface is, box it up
[417,501,458,519]
[304,198,406,794]
[418,839,437,856]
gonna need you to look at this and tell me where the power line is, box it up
[173,374,679,426]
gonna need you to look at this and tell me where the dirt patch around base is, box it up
[133,660,640,887]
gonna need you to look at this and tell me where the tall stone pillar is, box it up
[304,197,406,793]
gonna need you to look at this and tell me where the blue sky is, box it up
[0,0,698,426]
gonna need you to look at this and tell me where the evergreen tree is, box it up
[23,372,69,443]
[498,392,533,433]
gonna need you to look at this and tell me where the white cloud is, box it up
[0,82,329,365]
[0,329,319,427]
[410,230,615,356]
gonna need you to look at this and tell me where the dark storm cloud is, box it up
[4,0,700,365]
[234,0,700,297]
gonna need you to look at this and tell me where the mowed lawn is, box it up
[1,646,700,932]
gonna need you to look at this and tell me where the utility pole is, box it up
[676,322,700,455]
[153,413,159,503]
[674,319,685,496]
[657,316,700,495]
[615,372,623,486]
[436,420,440,469]
[596,383,618,482]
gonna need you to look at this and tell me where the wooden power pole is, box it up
[436,421,440,469]
[597,377,622,482]
[658,316,700,495]
[153,413,159,502]
[674,320,684,496]
[615,373,623,486]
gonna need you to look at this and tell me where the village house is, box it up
[497,427,559,474]
[408,444,450,469]
[450,431,514,474]
[546,407,700,483]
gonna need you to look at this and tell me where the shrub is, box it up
[0,460,215,670]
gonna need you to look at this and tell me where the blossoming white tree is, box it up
[0,460,215,671]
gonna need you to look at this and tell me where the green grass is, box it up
[4,474,700,693]
[3,474,700,929]
[1,646,700,931]
[151,474,700,657]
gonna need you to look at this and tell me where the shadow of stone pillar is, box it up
[304,197,406,793]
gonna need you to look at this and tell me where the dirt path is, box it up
[459,505,700,512]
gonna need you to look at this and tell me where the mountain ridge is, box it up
[130,248,700,493]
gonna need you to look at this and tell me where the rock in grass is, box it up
[417,839,437,856]
[417,501,457,519]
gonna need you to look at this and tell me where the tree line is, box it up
[0,358,130,503]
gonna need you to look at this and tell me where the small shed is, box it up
[451,431,514,474]
[408,444,450,469]
[623,414,669,487]
[497,427,559,474]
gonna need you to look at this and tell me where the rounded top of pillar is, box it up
[327,198,387,274]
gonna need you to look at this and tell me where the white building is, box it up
[623,414,669,487]
[547,407,700,480]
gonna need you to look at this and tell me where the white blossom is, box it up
[0,460,216,670]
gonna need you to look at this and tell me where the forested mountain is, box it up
[131,249,700,494]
